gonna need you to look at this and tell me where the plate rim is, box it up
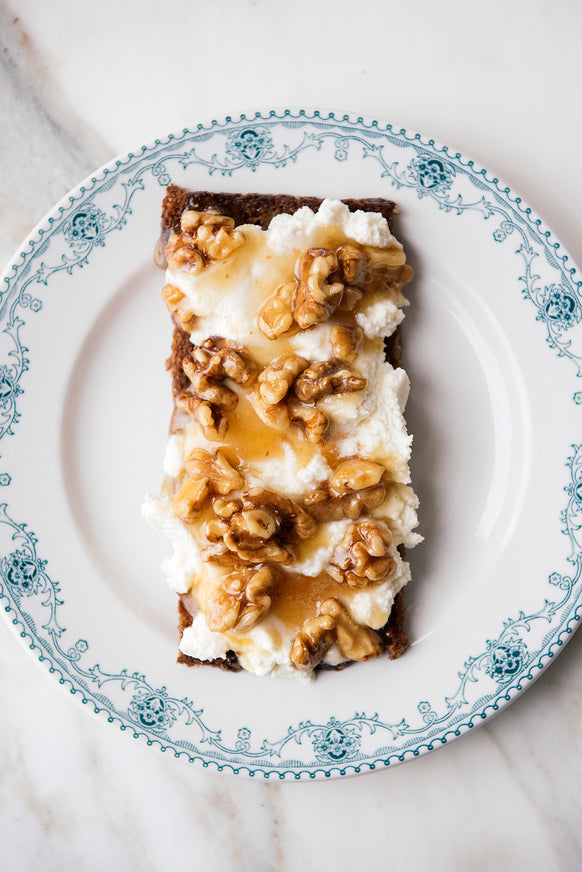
[1,107,581,780]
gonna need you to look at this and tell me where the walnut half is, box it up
[205,565,276,633]
[293,248,344,329]
[250,355,329,442]
[290,598,383,670]
[329,324,363,363]
[328,520,396,587]
[287,398,328,443]
[172,448,243,521]
[161,283,197,331]
[202,489,316,565]
[257,281,296,340]
[179,338,258,440]
[303,458,388,522]
[165,210,246,274]
[175,393,228,442]
[257,355,308,406]
[293,358,367,404]
[288,613,336,670]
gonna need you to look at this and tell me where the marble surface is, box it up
[1,0,582,869]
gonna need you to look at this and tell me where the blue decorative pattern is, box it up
[408,152,456,193]
[1,110,581,779]
[63,204,108,250]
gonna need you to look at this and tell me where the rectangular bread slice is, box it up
[144,187,419,678]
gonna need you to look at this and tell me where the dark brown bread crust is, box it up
[160,185,397,247]
[166,320,195,397]
[380,555,409,660]
[163,187,408,672]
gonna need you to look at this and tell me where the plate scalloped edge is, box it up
[1,109,582,780]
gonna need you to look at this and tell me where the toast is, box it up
[144,187,420,678]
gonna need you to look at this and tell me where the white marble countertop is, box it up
[2,1,582,869]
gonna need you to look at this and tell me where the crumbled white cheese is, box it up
[245,443,330,497]
[179,613,231,661]
[373,483,423,548]
[163,433,186,478]
[289,323,334,361]
[267,198,397,254]
[233,622,298,679]
[356,297,404,339]
[142,494,201,594]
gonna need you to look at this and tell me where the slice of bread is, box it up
[150,187,416,676]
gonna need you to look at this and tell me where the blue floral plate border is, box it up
[1,110,581,780]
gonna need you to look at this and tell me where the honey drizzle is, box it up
[223,389,283,463]
[270,570,347,634]
[223,384,320,470]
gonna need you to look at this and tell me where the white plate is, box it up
[1,110,581,780]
